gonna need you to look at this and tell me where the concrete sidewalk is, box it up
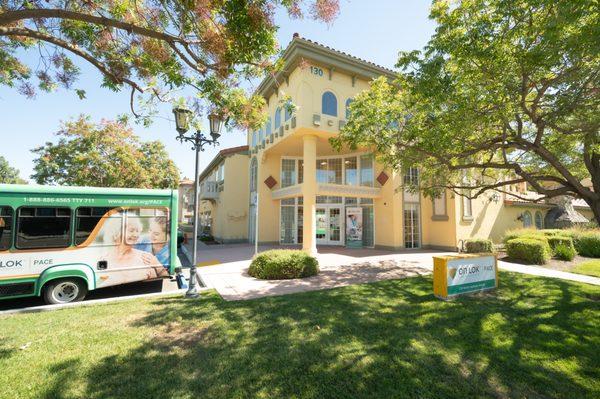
[194,244,600,301]
[498,261,600,286]
[197,247,452,301]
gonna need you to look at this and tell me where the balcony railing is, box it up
[199,181,220,200]
[251,112,348,155]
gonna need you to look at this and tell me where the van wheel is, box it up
[42,278,87,305]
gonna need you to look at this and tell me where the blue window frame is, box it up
[258,128,263,144]
[251,131,257,148]
[274,107,282,129]
[322,91,337,116]
[345,98,353,120]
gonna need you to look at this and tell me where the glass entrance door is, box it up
[316,206,343,245]
[329,207,342,245]
[316,208,328,244]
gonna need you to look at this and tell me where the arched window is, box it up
[251,131,257,148]
[265,117,272,137]
[522,211,533,228]
[274,107,282,129]
[250,157,258,192]
[258,128,263,144]
[345,98,353,120]
[535,211,543,229]
[322,91,337,116]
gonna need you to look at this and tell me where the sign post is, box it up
[433,254,498,300]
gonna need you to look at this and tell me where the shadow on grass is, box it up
[42,359,81,399]
[0,346,14,360]
[82,273,600,399]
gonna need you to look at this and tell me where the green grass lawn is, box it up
[572,260,600,277]
[1,272,599,399]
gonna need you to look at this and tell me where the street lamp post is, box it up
[173,107,224,298]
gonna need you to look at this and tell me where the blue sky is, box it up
[0,1,436,182]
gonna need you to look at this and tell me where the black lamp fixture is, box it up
[208,112,224,141]
[172,106,224,299]
[172,107,193,134]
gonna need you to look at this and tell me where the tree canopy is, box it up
[0,155,25,184]
[335,0,600,221]
[0,0,340,127]
[31,115,180,189]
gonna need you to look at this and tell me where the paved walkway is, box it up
[192,244,600,301]
[196,245,451,300]
[498,260,600,286]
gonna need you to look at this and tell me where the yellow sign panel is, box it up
[433,254,498,300]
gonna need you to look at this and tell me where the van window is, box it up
[16,207,72,249]
[0,206,13,250]
[75,207,111,245]
[124,208,169,246]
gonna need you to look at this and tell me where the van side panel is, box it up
[0,184,175,301]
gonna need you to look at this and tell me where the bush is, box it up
[506,238,552,265]
[464,238,494,253]
[547,236,575,251]
[573,231,600,258]
[540,229,566,237]
[502,229,545,244]
[199,233,214,242]
[248,250,319,280]
[554,243,576,261]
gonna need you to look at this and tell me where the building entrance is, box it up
[316,206,343,246]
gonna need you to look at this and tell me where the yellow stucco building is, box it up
[194,35,592,252]
[195,145,250,243]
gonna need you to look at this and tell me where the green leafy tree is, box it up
[335,0,600,222]
[0,156,25,184]
[0,0,339,127]
[32,115,180,189]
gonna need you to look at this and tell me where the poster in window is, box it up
[346,207,363,248]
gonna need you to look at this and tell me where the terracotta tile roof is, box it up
[290,34,396,75]
[255,34,396,98]
[218,145,249,157]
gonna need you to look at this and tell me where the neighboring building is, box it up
[197,35,593,252]
[197,145,250,243]
[177,178,194,225]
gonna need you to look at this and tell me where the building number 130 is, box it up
[310,66,324,77]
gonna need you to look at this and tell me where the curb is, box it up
[0,287,211,316]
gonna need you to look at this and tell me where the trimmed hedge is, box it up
[502,229,545,244]
[464,238,494,253]
[573,232,600,258]
[502,228,600,259]
[547,236,575,252]
[554,243,576,261]
[249,250,319,280]
[506,238,551,265]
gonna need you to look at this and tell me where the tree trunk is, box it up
[588,198,600,227]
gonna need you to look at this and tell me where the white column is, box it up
[302,134,318,255]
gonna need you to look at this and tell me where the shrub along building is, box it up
[195,35,593,252]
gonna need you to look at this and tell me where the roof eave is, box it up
[255,38,397,99]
